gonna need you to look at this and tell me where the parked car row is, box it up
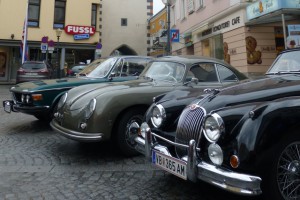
[3,48,300,200]
[134,48,300,200]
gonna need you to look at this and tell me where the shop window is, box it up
[91,4,97,28]
[28,0,41,27]
[121,18,127,26]
[54,0,66,29]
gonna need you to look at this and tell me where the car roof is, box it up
[154,55,231,66]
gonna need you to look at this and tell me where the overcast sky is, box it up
[153,0,165,15]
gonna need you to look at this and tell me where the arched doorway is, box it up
[110,44,137,56]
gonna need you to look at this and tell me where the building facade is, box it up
[147,8,168,57]
[169,0,300,77]
[0,0,152,83]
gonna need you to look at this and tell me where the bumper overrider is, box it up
[3,100,49,114]
[135,122,262,196]
[50,119,103,142]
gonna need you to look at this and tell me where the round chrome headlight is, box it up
[57,92,68,110]
[208,143,223,165]
[150,104,166,128]
[84,98,96,119]
[203,113,224,142]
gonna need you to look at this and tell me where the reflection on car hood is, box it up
[10,77,101,92]
[66,79,154,110]
[201,74,300,109]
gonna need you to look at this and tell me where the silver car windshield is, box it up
[267,51,300,74]
[87,57,118,78]
[144,62,185,83]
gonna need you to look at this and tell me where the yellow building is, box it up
[0,0,100,83]
[147,8,167,57]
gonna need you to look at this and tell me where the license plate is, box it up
[152,150,187,180]
[26,73,38,75]
[3,101,12,113]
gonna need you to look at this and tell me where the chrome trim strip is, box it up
[50,120,103,141]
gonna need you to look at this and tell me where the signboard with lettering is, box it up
[74,34,90,40]
[247,0,300,20]
[65,25,95,35]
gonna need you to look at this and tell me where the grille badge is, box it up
[189,104,200,111]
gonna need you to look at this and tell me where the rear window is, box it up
[22,63,46,69]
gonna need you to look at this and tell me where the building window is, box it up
[121,18,127,26]
[28,0,41,27]
[54,0,66,29]
[180,0,186,20]
[91,4,97,28]
[195,0,204,10]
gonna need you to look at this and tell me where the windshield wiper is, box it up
[266,70,300,75]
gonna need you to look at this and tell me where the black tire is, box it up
[262,133,300,200]
[116,108,145,157]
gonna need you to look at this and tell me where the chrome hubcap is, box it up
[126,118,142,147]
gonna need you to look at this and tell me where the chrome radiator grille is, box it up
[175,104,205,157]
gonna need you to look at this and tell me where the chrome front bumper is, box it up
[50,120,103,142]
[134,124,262,196]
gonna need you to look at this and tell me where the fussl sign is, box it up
[65,25,95,35]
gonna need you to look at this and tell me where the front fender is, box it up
[232,96,300,169]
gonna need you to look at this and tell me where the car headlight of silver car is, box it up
[203,113,224,142]
[150,104,166,128]
[57,92,68,110]
[84,98,96,119]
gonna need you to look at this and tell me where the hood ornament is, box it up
[189,104,200,110]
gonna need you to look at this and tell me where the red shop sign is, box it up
[65,25,95,35]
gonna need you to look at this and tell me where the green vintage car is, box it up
[3,56,152,121]
[50,56,248,156]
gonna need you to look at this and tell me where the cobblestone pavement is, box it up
[0,85,262,200]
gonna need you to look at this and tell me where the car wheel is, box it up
[264,133,300,200]
[116,108,145,157]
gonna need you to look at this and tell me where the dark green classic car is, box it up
[3,56,152,121]
[50,56,248,156]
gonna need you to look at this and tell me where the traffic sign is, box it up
[170,29,180,42]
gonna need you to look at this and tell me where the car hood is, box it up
[10,77,104,92]
[199,74,300,111]
[66,78,175,110]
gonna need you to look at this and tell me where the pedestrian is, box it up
[0,52,6,77]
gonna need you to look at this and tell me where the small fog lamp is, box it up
[208,143,223,165]
[32,94,43,101]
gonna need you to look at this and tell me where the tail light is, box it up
[38,68,49,75]
[17,68,25,75]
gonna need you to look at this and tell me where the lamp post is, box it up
[55,28,62,78]
[162,0,171,55]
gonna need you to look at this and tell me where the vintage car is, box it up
[2,56,151,121]
[50,55,248,156]
[135,48,300,199]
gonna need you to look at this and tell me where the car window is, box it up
[268,51,300,73]
[87,57,118,78]
[144,62,185,83]
[22,63,46,69]
[217,64,238,82]
[189,63,218,82]
[111,58,149,77]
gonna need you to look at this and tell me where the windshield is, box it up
[143,61,185,83]
[22,63,45,69]
[87,57,118,78]
[267,51,300,74]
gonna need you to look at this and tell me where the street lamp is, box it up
[162,0,171,55]
[56,28,62,78]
